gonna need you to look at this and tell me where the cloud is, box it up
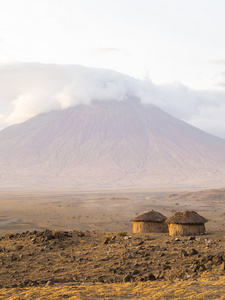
[92,48,120,54]
[1,62,225,140]
[211,60,225,66]
[212,71,225,87]
[149,85,225,139]
[56,67,141,108]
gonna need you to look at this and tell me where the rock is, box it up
[188,249,198,256]
[180,249,188,258]
[15,245,23,251]
[219,262,225,271]
[103,237,110,245]
[205,239,212,245]
[204,261,212,270]
[6,234,14,239]
[132,269,140,275]
[46,234,54,241]
[147,273,156,281]
[123,273,133,282]
[45,280,54,287]
[163,264,171,270]
[59,252,67,258]
[11,254,17,262]
[31,238,37,244]
[198,265,205,271]
[98,276,105,283]
[23,279,32,286]
[188,236,195,241]
[78,232,85,237]
[137,240,144,246]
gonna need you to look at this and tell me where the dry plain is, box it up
[0,188,225,299]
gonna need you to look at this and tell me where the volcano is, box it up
[1,98,225,189]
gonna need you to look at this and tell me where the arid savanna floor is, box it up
[0,188,225,299]
[1,188,225,235]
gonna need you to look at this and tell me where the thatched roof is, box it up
[131,210,167,223]
[166,211,208,225]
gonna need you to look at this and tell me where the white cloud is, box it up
[56,67,141,108]
[0,62,225,140]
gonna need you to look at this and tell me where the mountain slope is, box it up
[1,99,225,189]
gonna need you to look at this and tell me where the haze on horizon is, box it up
[1,1,225,139]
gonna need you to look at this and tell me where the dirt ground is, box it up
[0,188,225,236]
[0,187,225,299]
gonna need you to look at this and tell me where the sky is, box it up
[1,0,225,138]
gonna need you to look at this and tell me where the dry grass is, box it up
[1,276,225,300]
[1,188,225,299]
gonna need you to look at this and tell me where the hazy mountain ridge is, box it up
[1,99,225,189]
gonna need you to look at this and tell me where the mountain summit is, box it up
[1,99,225,189]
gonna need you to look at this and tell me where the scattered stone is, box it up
[180,249,188,258]
[147,273,156,281]
[219,262,225,271]
[78,232,85,237]
[0,246,5,252]
[0,229,225,289]
[204,261,212,270]
[10,254,17,262]
[163,264,171,270]
[132,269,140,275]
[123,273,133,282]
[198,265,205,271]
[31,238,37,244]
[137,240,144,246]
[205,238,212,245]
[15,245,23,251]
[188,249,198,256]
[98,276,105,283]
[45,280,54,287]
[103,237,110,244]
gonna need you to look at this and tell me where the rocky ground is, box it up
[0,229,225,291]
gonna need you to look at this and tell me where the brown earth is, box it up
[0,188,225,299]
[1,188,225,236]
[0,229,225,299]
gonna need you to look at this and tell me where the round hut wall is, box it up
[133,221,168,233]
[168,223,206,236]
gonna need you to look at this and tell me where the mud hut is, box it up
[131,210,168,233]
[166,211,208,236]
